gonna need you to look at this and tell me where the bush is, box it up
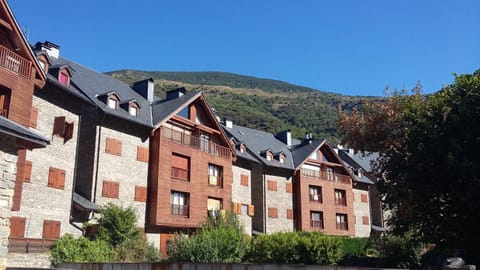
[377,231,423,269]
[341,237,369,257]
[115,237,160,262]
[50,234,114,264]
[95,203,142,247]
[247,232,344,265]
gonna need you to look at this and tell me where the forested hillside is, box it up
[106,70,379,143]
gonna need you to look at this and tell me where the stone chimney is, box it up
[276,130,292,146]
[166,87,186,100]
[224,118,233,129]
[132,78,154,103]
[34,41,60,59]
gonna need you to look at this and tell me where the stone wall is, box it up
[265,172,294,234]
[0,137,18,269]
[232,165,252,235]
[6,252,51,268]
[352,188,371,237]
[11,95,81,238]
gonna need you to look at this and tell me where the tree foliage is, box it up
[337,70,480,261]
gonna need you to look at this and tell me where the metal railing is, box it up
[336,222,348,231]
[8,237,56,253]
[301,168,351,184]
[161,127,231,159]
[335,197,347,206]
[171,167,189,181]
[0,45,31,79]
[171,204,189,217]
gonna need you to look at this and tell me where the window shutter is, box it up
[135,186,147,202]
[23,160,32,182]
[53,116,66,137]
[58,169,65,189]
[112,182,119,198]
[10,217,26,238]
[102,181,119,198]
[30,107,38,128]
[43,220,61,239]
[248,205,255,216]
[240,174,249,187]
[48,168,56,187]
[64,122,74,143]
[286,183,293,193]
[137,146,149,162]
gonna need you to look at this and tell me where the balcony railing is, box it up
[208,175,223,187]
[309,194,322,203]
[171,204,189,217]
[310,220,324,229]
[161,127,231,159]
[0,45,31,79]
[8,237,56,253]
[0,108,7,117]
[335,198,347,206]
[301,168,351,184]
[336,222,348,231]
[171,167,189,181]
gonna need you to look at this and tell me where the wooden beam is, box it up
[0,17,13,31]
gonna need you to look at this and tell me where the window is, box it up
[207,197,222,210]
[171,191,189,217]
[240,144,246,153]
[30,107,38,128]
[208,164,223,187]
[53,116,74,143]
[268,207,278,218]
[200,134,210,152]
[336,214,348,230]
[362,216,369,225]
[48,167,65,189]
[102,181,119,198]
[240,174,249,187]
[9,216,26,238]
[361,193,368,203]
[129,106,137,116]
[279,155,285,164]
[105,138,122,156]
[310,211,324,229]
[334,189,347,206]
[0,87,11,117]
[309,186,322,203]
[42,220,61,239]
[171,153,190,181]
[267,180,277,191]
[134,185,147,202]
[326,167,334,181]
[241,204,249,215]
[266,152,273,161]
[23,160,32,183]
[136,146,149,162]
[107,98,117,109]
[59,71,69,86]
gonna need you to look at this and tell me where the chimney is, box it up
[166,87,187,100]
[35,41,60,59]
[348,148,355,155]
[224,118,233,129]
[132,78,154,103]
[333,148,338,154]
[276,130,291,146]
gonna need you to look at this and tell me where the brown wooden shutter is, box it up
[58,169,65,189]
[286,183,293,193]
[48,167,56,187]
[248,204,255,216]
[23,160,32,183]
[53,116,66,137]
[105,138,114,154]
[361,194,368,203]
[240,174,249,187]
[9,217,26,238]
[137,146,149,162]
[114,140,122,156]
[134,186,147,202]
[64,122,74,143]
[267,180,277,191]
[43,220,61,239]
[286,209,294,220]
[30,107,38,128]
[268,207,278,218]
[102,181,119,198]
[48,167,65,189]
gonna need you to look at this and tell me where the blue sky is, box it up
[8,0,480,96]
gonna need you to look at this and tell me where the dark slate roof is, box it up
[337,149,378,184]
[0,117,49,147]
[73,192,99,212]
[43,55,153,127]
[151,91,200,125]
[223,124,323,170]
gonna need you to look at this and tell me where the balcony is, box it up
[171,166,189,181]
[310,220,324,229]
[161,126,231,159]
[8,238,55,253]
[171,204,189,217]
[0,45,31,79]
[301,168,351,184]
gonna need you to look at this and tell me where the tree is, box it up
[337,70,480,262]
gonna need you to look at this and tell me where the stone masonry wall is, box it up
[93,126,159,247]
[11,96,81,239]
[232,165,252,235]
[265,173,294,233]
[353,188,371,237]
[0,137,18,269]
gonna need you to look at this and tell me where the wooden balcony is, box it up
[301,168,351,184]
[0,45,31,79]
[8,237,56,253]
[161,126,231,159]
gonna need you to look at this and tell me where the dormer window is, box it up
[108,97,117,109]
[128,101,140,117]
[59,70,70,86]
[240,144,246,154]
[274,152,286,164]
[279,155,285,164]
[266,151,273,161]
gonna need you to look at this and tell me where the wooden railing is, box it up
[161,127,231,159]
[301,168,351,184]
[8,237,56,253]
[171,204,189,217]
[0,45,31,79]
[310,220,324,229]
[171,167,189,181]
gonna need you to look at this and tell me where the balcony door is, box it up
[0,87,11,117]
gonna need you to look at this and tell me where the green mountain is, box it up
[106,70,379,143]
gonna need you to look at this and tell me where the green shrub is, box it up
[50,234,114,265]
[95,203,142,247]
[377,231,422,269]
[115,237,160,262]
[341,237,369,257]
